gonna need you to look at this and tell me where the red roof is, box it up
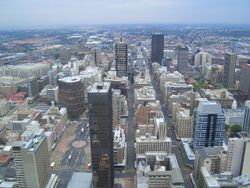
[0,155,10,163]
[240,63,250,71]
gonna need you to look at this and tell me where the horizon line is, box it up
[1,22,250,31]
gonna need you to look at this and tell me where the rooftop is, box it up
[201,167,220,187]
[197,101,223,114]
[88,82,111,94]
[181,138,195,161]
[197,146,224,161]
[67,172,92,188]
[58,76,82,83]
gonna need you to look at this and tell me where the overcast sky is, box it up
[0,0,249,28]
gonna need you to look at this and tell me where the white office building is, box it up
[193,101,225,148]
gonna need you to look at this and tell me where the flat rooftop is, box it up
[88,82,111,94]
[67,172,92,188]
[58,76,82,83]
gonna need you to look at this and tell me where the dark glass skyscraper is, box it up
[115,41,128,77]
[177,45,189,75]
[223,52,237,89]
[243,100,250,134]
[88,82,114,188]
[151,33,164,64]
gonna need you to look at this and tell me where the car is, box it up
[68,155,72,160]
[88,163,92,168]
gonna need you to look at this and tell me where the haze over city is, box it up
[0,0,250,29]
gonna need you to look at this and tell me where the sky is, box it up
[0,0,249,28]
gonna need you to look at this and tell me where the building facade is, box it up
[12,135,51,188]
[173,103,193,138]
[239,64,250,99]
[115,41,128,77]
[193,101,225,148]
[243,100,250,134]
[176,45,189,75]
[194,52,212,67]
[226,138,244,177]
[223,52,237,89]
[151,33,164,64]
[27,76,39,98]
[88,82,114,188]
[136,136,172,156]
[112,89,121,126]
[58,76,85,118]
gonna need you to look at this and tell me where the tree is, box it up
[231,124,242,133]
[225,124,230,131]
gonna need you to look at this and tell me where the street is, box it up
[55,120,91,188]
[150,68,193,188]
[60,121,89,168]
[119,58,136,184]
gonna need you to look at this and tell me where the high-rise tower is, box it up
[58,76,85,118]
[243,100,250,134]
[223,52,237,89]
[151,33,164,64]
[115,40,128,78]
[112,89,121,126]
[88,82,114,188]
[239,64,250,99]
[176,45,189,74]
[193,101,225,149]
[12,135,50,188]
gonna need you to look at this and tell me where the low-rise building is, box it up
[137,153,184,188]
[113,126,126,171]
[194,147,228,185]
[224,108,244,126]
[180,138,195,165]
[199,89,234,108]
[172,102,193,138]
[202,63,213,81]
[0,99,10,117]
[7,108,42,133]
[135,86,156,105]
[136,136,171,158]
[134,69,152,88]
[40,103,68,152]
[162,82,193,104]
[198,167,238,188]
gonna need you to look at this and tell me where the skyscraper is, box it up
[226,137,244,177]
[112,89,121,126]
[177,45,189,74]
[243,100,250,134]
[12,135,50,188]
[239,63,250,99]
[115,40,128,77]
[193,101,225,149]
[194,51,212,66]
[151,33,164,64]
[58,76,85,118]
[27,76,39,98]
[223,52,237,89]
[88,82,114,188]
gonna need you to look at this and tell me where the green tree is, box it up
[225,124,230,131]
[231,124,242,133]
